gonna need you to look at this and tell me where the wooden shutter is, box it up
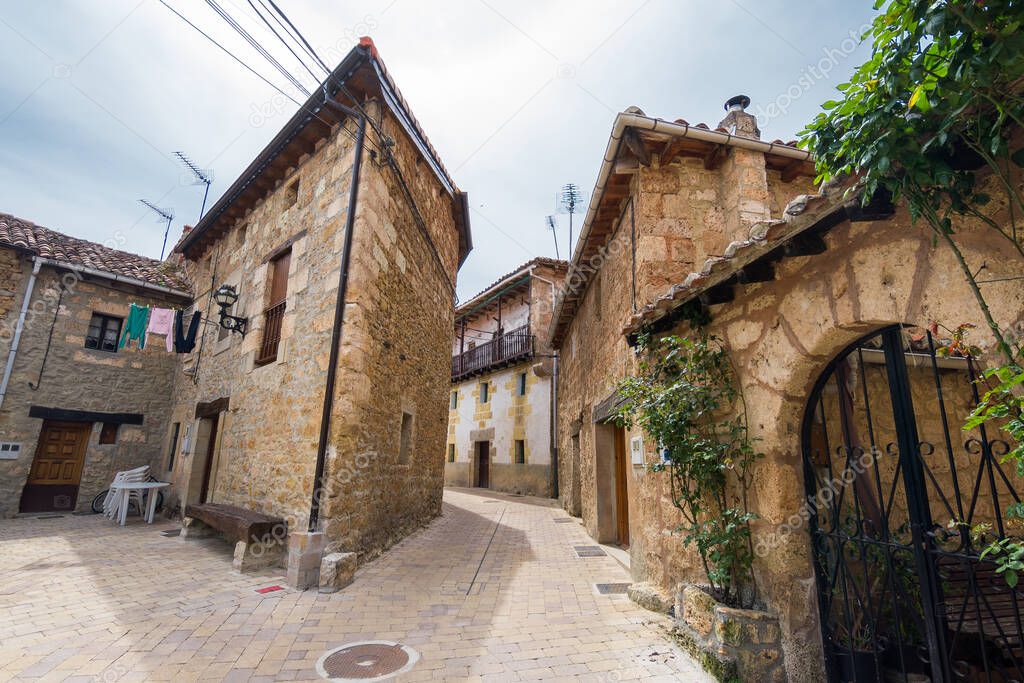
[269,251,290,306]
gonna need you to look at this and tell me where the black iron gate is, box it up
[802,325,1024,682]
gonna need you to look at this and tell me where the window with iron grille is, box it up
[447,443,455,463]
[256,250,290,365]
[85,313,122,353]
[514,439,525,464]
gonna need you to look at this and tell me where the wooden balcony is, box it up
[452,324,534,382]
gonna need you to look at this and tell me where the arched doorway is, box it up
[801,325,1024,682]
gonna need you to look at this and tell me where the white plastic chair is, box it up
[103,465,149,520]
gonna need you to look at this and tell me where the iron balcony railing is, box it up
[451,324,534,381]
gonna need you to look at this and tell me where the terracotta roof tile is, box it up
[0,212,191,293]
[457,257,567,316]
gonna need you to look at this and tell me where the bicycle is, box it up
[91,474,166,515]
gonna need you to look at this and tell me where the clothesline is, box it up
[118,303,201,354]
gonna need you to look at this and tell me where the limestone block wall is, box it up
[557,168,1024,682]
[164,119,362,526]
[0,260,183,516]
[445,359,553,497]
[168,101,462,564]
[318,104,461,556]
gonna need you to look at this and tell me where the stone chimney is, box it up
[718,94,760,139]
[717,95,770,237]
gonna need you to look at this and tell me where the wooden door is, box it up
[613,427,630,546]
[198,414,220,504]
[20,421,91,512]
[476,442,490,488]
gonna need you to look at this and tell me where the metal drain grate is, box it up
[552,518,575,523]
[595,582,631,595]
[36,514,64,520]
[574,545,607,558]
[316,641,419,681]
[160,529,181,537]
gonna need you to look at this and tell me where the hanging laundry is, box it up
[118,303,151,350]
[146,307,176,352]
[174,309,201,353]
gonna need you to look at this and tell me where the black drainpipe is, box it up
[308,101,367,533]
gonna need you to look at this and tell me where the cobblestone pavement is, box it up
[0,488,710,682]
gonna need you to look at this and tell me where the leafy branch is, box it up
[615,332,760,607]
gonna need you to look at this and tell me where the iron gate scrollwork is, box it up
[801,325,1024,682]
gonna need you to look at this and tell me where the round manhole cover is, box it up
[316,641,420,682]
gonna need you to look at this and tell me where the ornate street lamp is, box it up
[214,284,248,336]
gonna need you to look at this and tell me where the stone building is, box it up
[0,213,191,517]
[550,98,1024,681]
[163,38,471,582]
[445,257,566,497]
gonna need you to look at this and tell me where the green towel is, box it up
[119,303,151,350]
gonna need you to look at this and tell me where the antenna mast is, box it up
[139,199,175,260]
[557,183,583,257]
[174,151,214,220]
[546,215,560,259]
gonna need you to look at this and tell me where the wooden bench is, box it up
[181,503,287,572]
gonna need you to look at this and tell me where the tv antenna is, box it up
[546,215,559,259]
[175,151,214,220]
[139,199,174,260]
[556,183,583,256]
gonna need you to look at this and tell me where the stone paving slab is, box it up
[0,488,710,682]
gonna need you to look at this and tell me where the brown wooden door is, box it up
[20,421,91,512]
[476,442,489,488]
[613,428,630,546]
[28,421,89,486]
[199,414,220,504]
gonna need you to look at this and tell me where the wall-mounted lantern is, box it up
[214,284,248,336]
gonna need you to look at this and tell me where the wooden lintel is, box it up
[737,260,775,284]
[613,157,640,174]
[703,144,727,170]
[698,283,734,306]
[781,159,807,183]
[623,129,651,167]
[783,233,828,257]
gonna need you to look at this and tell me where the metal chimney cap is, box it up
[724,95,751,111]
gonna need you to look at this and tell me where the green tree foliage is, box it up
[801,0,1024,362]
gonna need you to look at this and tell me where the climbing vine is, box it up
[800,0,1024,364]
[614,331,759,608]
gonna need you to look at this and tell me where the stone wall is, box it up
[557,155,1024,681]
[167,100,463,563]
[0,257,185,516]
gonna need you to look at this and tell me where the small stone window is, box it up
[99,422,119,445]
[398,411,414,464]
[447,444,456,463]
[166,422,180,472]
[450,391,458,410]
[517,372,527,396]
[479,382,489,404]
[85,313,122,353]
[514,439,526,464]
[283,178,299,209]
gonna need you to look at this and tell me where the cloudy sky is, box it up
[0,1,875,301]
